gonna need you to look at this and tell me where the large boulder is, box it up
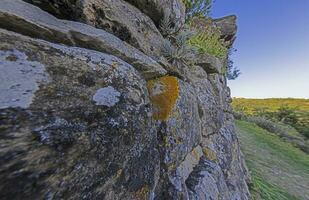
[24,0,166,58]
[0,28,159,199]
[0,0,167,80]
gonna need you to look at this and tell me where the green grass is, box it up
[236,120,309,200]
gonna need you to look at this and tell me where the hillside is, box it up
[232,98,309,139]
[232,98,309,113]
[236,120,309,200]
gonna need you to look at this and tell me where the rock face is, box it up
[23,0,166,58]
[0,0,250,199]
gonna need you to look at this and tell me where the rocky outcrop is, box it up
[0,0,167,80]
[123,0,186,29]
[0,0,250,199]
[23,0,166,58]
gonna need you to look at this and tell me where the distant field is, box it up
[232,98,309,114]
[232,98,309,138]
[236,120,309,200]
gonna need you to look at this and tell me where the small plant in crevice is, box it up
[159,14,179,38]
[187,16,229,59]
[161,29,197,68]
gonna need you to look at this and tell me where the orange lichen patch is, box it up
[147,76,179,120]
[203,147,217,161]
[135,185,149,200]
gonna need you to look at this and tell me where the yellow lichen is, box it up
[203,147,217,161]
[135,185,149,200]
[147,76,179,120]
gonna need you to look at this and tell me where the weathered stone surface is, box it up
[195,53,224,74]
[124,0,186,29]
[0,1,250,199]
[0,29,159,199]
[24,0,166,58]
[214,15,238,48]
[0,0,167,80]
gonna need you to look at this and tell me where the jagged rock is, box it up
[195,53,224,74]
[124,0,186,29]
[190,15,237,48]
[214,15,238,48]
[24,0,166,58]
[0,0,167,80]
[0,29,159,199]
[186,158,231,200]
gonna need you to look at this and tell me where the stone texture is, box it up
[0,1,250,199]
[214,15,238,48]
[0,29,159,199]
[0,0,167,80]
[24,0,166,58]
[195,53,224,74]
[124,0,186,29]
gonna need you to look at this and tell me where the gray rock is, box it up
[92,86,121,107]
[0,29,159,199]
[0,1,251,199]
[214,15,238,48]
[24,0,166,59]
[124,0,186,29]
[0,49,50,109]
[195,53,224,74]
[0,0,167,80]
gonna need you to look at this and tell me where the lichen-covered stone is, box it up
[0,0,167,80]
[0,29,159,199]
[147,76,179,120]
[0,1,250,199]
[0,49,50,109]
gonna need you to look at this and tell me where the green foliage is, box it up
[187,27,228,58]
[159,14,178,38]
[182,0,213,21]
[276,106,298,125]
[226,49,241,80]
[232,98,309,139]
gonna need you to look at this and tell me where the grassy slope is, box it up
[236,120,309,200]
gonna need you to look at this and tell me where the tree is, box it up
[183,0,213,21]
[226,48,241,80]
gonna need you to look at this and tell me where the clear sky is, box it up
[212,0,309,98]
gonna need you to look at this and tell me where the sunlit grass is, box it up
[236,120,309,200]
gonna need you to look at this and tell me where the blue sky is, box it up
[212,0,309,98]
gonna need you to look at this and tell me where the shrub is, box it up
[182,0,213,21]
[226,49,241,80]
[187,17,228,58]
[161,30,197,67]
[246,116,286,136]
[159,14,179,38]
